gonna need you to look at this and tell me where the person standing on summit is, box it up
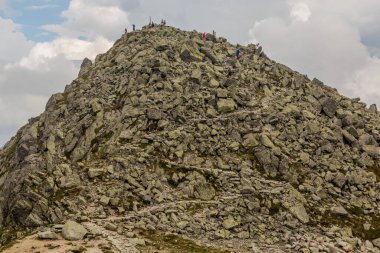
[236,49,241,60]
[133,24,136,31]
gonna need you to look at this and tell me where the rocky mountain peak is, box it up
[0,25,379,252]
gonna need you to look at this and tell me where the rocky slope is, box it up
[0,25,379,253]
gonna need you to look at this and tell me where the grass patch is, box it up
[0,228,17,251]
[50,186,82,203]
[138,230,230,253]
[309,206,380,241]
[367,166,380,182]
[0,228,32,251]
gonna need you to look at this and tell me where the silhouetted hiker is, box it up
[236,49,241,59]
[125,28,127,34]
[202,32,206,41]
[133,24,136,31]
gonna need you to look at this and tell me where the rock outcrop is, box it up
[0,25,379,252]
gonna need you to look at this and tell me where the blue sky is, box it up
[1,0,69,41]
[1,0,380,147]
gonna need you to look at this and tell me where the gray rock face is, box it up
[38,230,59,240]
[88,168,103,179]
[319,96,337,118]
[217,98,236,112]
[369,104,378,114]
[79,57,93,76]
[373,238,380,249]
[363,145,380,158]
[62,221,88,241]
[330,206,348,216]
[342,130,356,144]
[180,45,203,62]
[289,204,310,224]
[194,182,216,201]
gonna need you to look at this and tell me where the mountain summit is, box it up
[0,25,379,252]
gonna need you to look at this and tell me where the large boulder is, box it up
[362,145,380,158]
[180,45,203,62]
[369,104,378,114]
[147,108,163,120]
[38,230,59,240]
[194,182,216,201]
[289,203,310,224]
[373,238,380,249]
[217,99,236,113]
[319,96,337,118]
[342,130,356,144]
[78,57,92,76]
[88,168,103,179]
[62,221,88,241]
[200,48,221,64]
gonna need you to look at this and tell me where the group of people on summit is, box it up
[124,18,247,77]
[125,17,167,33]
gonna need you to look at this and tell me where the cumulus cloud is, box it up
[1,54,77,96]
[0,18,78,145]
[0,0,13,16]
[25,4,59,11]
[0,0,6,11]
[249,0,380,105]
[290,2,311,22]
[0,94,50,145]
[0,18,34,65]
[43,0,129,41]
[6,37,112,72]
[346,58,380,104]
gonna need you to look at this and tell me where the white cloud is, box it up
[0,0,12,16]
[290,2,311,22]
[6,36,112,71]
[43,0,129,41]
[1,54,77,96]
[0,0,6,11]
[0,94,48,146]
[0,18,34,65]
[249,0,380,106]
[25,4,58,11]
[346,58,380,105]
[0,95,47,126]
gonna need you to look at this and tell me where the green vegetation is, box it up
[0,228,31,251]
[49,186,82,203]
[367,165,380,181]
[138,230,230,253]
[0,228,17,251]
[310,206,380,240]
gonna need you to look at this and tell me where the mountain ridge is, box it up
[0,25,379,253]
